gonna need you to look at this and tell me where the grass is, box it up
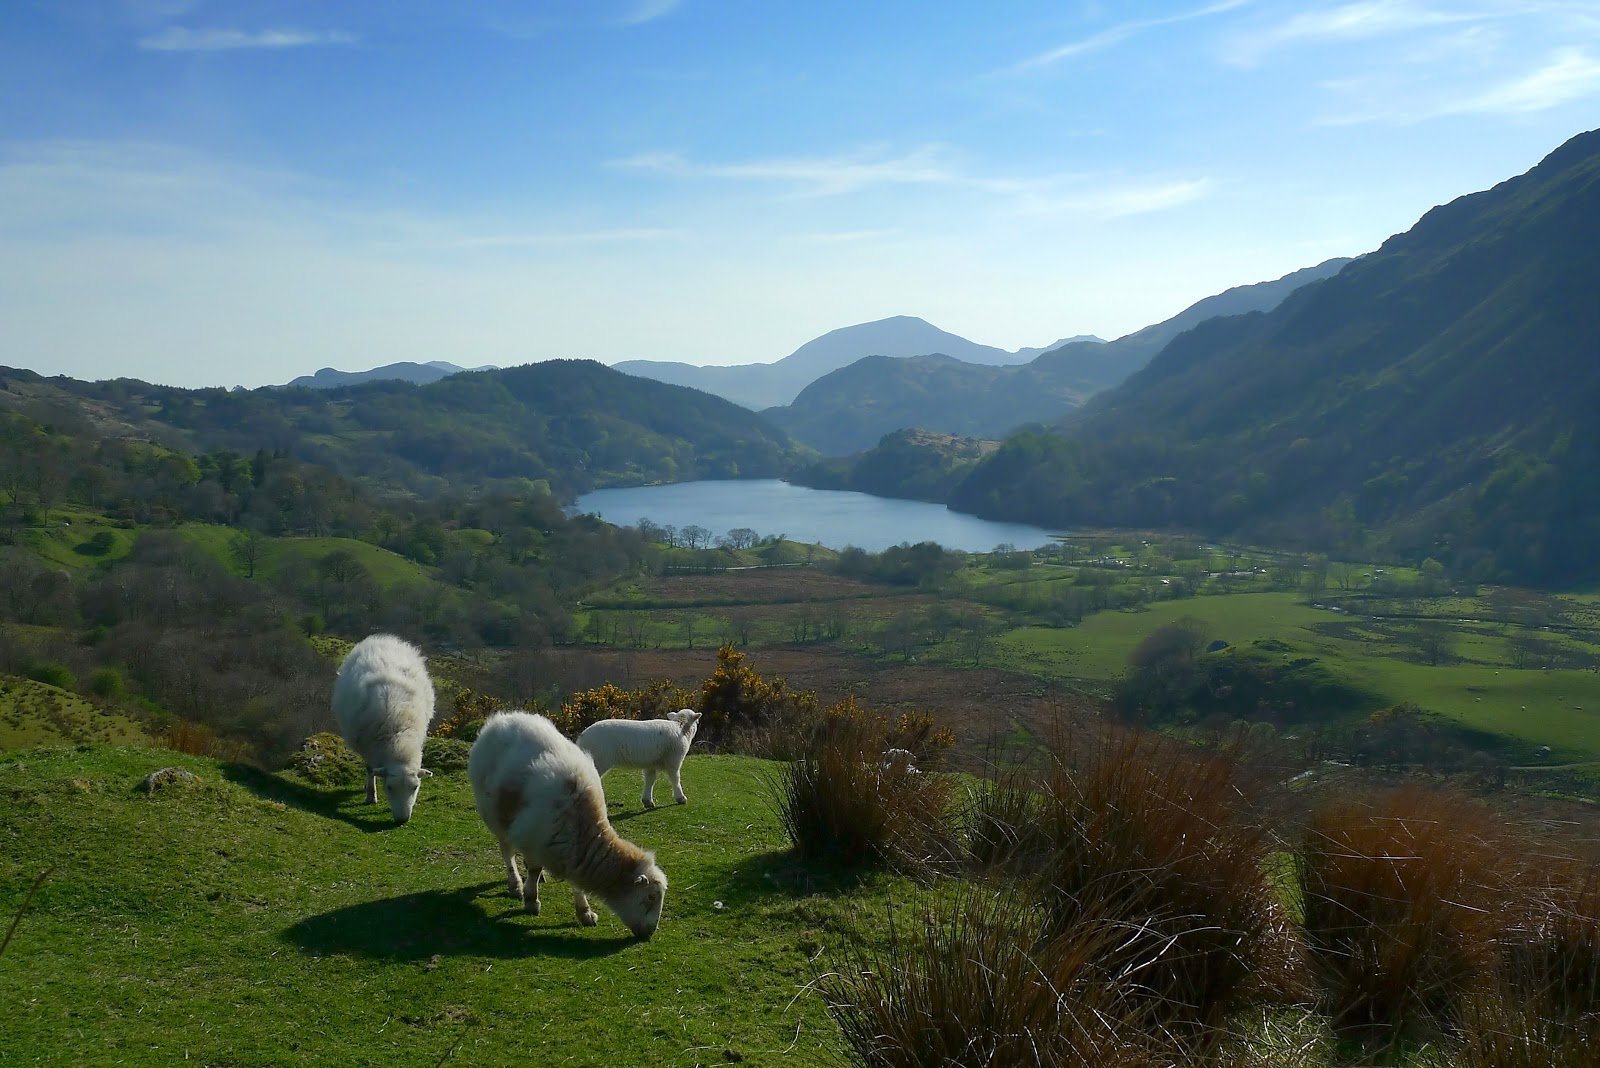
[0,744,874,1065]
[0,676,154,750]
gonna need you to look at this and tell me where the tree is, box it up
[230,528,266,579]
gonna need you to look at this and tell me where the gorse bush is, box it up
[551,678,696,738]
[820,887,1164,1068]
[774,696,955,877]
[1296,784,1518,1042]
[698,644,817,749]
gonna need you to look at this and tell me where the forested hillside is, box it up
[0,358,805,499]
[949,129,1600,585]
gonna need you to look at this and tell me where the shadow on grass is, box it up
[283,880,635,961]
[712,848,879,905]
[220,763,395,834]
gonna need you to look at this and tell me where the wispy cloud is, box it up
[1008,0,1247,72]
[613,144,1211,219]
[1318,46,1600,123]
[617,0,682,26]
[436,227,686,248]
[1014,179,1216,218]
[613,145,975,197]
[791,229,900,244]
[137,27,357,51]
[1229,1,1497,65]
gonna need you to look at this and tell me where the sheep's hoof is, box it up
[674,796,688,805]
[507,881,523,899]
[578,910,598,927]
[524,897,541,916]
[641,798,656,810]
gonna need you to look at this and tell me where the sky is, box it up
[3,1,1598,388]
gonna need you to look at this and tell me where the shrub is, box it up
[433,687,506,741]
[551,678,696,738]
[774,696,954,877]
[24,662,74,690]
[820,886,1162,1068]
[962,729,1294,1039]
[698,644,817,748]
[1499,859,1600,1022]
[87,667,125,699]
[1297,785,1517,1042]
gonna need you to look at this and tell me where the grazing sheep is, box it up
[469,711,667,939]
[331,634,437,824]
[578,708,702,809]
[880,747,918,773]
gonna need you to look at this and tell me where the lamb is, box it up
[578,708,702,809]
[468,711,667,939]
[330,633,437,824]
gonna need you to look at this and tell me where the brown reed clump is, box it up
[819,886,1166,1068]
[773,697,955,878]
[963,729,1298,1040]
[1296,784,1519,1043]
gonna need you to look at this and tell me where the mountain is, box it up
[765,353,1097,455]
[949,129,1600,585]
[0,359,806,499]
[613,316,1081,410]
[766,260,1351,456]
[283,360,495,389]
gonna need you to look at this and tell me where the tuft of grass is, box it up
[819,886,1165,1068]
[773,699,955,878]
[1296,784,1518,1043]
[964,729,1298,1040]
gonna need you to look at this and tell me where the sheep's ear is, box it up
[634,873,653,885]
[419,768,434,778]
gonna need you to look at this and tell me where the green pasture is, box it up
[0,676,154,750]
[0,744,865,1066]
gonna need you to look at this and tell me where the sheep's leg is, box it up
[523,867,544,916]
[640,769,658,810]
[500,841,524,899]
[668,757,688,805]
[364,768,379,805]
[573,888,599,927]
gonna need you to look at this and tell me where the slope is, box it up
[951,129,1600,585]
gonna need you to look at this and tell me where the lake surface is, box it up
[573,479,1062,553]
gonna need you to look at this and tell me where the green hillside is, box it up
[0,358,807,499]
[0,744,857,1065]
[950,129,1600,586]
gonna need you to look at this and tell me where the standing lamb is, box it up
[331,633,437,825]
[578,708,702,809]
[469,711,667,939]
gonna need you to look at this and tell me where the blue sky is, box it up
[3,1,1598,388]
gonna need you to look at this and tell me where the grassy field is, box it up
[0,677,155,750]
[0,744,871,1066]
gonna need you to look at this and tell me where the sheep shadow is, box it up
[283,880,634,962]
[220,763,396,834]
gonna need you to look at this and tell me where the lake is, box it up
[572,479,1062,553]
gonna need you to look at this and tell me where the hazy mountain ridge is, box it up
[768,260,1352,456]
[283,360,496,390]
[613,315,1088,410]
[948,129,1600,584]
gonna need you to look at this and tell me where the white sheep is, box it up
[578,708,702,809]
[468,711,667,939]
[331,633,437,824]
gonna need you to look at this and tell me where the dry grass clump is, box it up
[961,730,1297,1041]
[773,697,955,877]
[1296,784,1519,1043]
[819,887,1166,1068]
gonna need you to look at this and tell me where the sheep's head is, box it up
[671,708,702,741]
[380,765,431,824]
[607,859,667,940]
